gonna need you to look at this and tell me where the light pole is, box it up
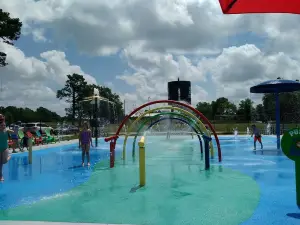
[82,88,114,147]
[148,97,151,117]
[92,95,99,147]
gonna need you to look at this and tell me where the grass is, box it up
[103,122,261,135]
[48,120,299,136]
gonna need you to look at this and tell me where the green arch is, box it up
[132,111,203,155]
[123,106,211,160]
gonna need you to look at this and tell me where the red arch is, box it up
[105,100,222,162]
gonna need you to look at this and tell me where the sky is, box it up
[1,0,300,115]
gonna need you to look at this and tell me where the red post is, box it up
[110,140,116,168]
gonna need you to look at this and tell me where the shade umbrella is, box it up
[219,0,300,14]
[250,79,300,150]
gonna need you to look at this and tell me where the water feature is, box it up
[246,127,250,136]
[1,135,296,225]
[56,122,63,142]
[233,127,238,139]
[266,122,272,135]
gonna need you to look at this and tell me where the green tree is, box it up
[0,9,22,67]
[36,107,61,122]
[262,92,300,123]
[211,97,237,119]
[56,74,90,124]
[195,102,212,119]
[254,104,265,122]
[3,111,13,124]
[0,106,62,124]
[237,98,253,121]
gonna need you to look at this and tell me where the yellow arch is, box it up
[123,106,213,160]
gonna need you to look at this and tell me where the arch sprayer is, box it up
[123,106,210,160]
[144,116,204,154]
[105,100,222,168]
[131,111,205,155]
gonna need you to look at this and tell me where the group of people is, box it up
[0,115,93,181]
[0,113,264,181]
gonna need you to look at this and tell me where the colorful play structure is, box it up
[105,100,222,187]
[282,128,300,208]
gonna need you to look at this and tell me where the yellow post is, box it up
[138,136,146,187]
[28,137,33,164]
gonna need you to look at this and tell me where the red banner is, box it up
[219,0,300,14]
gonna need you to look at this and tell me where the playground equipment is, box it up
[132,115,204,155]
[147,117,212,169]
[105,100,221,168]
[123,106,212,158]
[81,88,115,147]
[137,130,212,187]
[124,106,211,159]
[281,128,300,208]
[139,136,146,187]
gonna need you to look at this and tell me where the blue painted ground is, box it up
[215,135,299,225]
[0,140,122,210]
[0,135,299,224]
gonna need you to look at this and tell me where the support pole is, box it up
[275,92,281,149]
[202,135,212,170]
[95,99,98,147]
[296,161,300,208]
[28,137,32,164]
[200,138,203,154]
[110,140,115,168]
[139,136,146,187]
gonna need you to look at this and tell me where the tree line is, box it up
[1,73,124,125]
[196,92,300,123]
[1,106,62,124]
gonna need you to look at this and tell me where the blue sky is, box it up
[0,0,299,115]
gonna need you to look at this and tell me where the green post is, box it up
[296,161,300,207]
[281,128,300,208]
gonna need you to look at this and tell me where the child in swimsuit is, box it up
[11,125,22,153]
[79,122,93,166]
[0,114,13,181]
[251,124,263,150]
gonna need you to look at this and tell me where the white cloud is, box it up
[191,85,209,105]
[117,44,208,111]
[199,44,300,102]
[0,43,96,115]
[0,0,240,55]
[1,0,300,116]
[32,28,47,42]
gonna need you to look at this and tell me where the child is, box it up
[11,125,22,153]
[0,114,13,181]
[251,124,263,150]
[79,122,93,166]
